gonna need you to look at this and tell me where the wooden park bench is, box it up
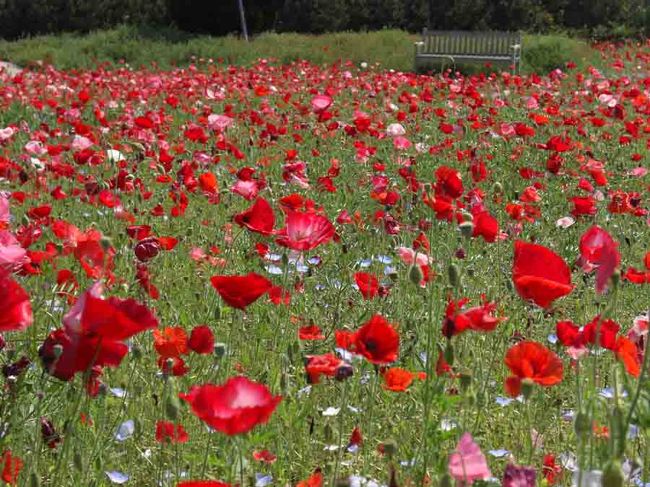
[414,30,522,73]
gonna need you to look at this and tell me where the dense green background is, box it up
[0,0,647,40]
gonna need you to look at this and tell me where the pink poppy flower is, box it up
[397,247,429,267]
[311,94,332,112]
[0,231,27,271]
[448,433,492,484]
[579,225,620,294]
[276,211,335,251]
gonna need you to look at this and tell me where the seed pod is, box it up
[439,473,453,487]
[574,410,591,437]
[99,236,113,252]
[602,459,624,487]
[610,405,625,459]
[131,344,142,360]
[444,342,454,366]
[447,264,460,288]
[29,472,41,487]
[409,264,424,286]
[165,391,181,421]
[459,371,472,392]
[323,423,333,442]
[459,221,474,239]
[214,342,227,360]
[73,450,84,472]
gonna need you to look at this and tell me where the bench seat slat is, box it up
[415,30,521,72]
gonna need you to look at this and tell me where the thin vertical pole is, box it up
[237,0,249,41]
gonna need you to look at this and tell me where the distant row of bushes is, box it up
[0,0,647,41]
[0,26,598,74]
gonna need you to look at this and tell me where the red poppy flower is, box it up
[0,272,33,332]
[382,367,416,392]
[158,356,189,377]
[275,210,335,251]
[570,196,598,217]
[354,272,379,299]
[210,273,272,310]
[353,314,399,364]
[180,376,281,436]
[39,283,158,381]
[348,426,363,447]
[543,454,562,485]
[199,172,219,194]
[512,241,573,308]
[442,297,505,338]
[233,197,275,235]
[504,341,563,397]
[252,449,277,464]
[153,327,188,359]
[579,225,620,294]
[1,450,22,485]
[304,353,350,383]
[613,336,641,377]
[188,325,215,354]
[155,421,189,444]
[296,469,323,487]
[298,325,325,341]
[472,211,499,243]
[435,166,464,199]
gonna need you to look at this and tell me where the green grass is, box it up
[0,25,598,73]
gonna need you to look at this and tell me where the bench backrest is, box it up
[420,30,521,56]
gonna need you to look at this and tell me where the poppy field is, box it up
[0,40,649,487]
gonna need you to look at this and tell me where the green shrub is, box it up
[521,34,595,72]
[0,27,598,75]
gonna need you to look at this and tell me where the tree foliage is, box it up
[0,0,646,40]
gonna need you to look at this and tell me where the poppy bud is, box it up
[131,344,142,360]
[94,455,103,472]
[574,410,591,437]
[492,182,503,195]
[521,378,534,400]
[29,472,41,487]
[602,459,624,487]
[439,473,453,487]
[610,405,625,458]
[280,371,289,394]
[324,423,333,442]
[73,450,84,472]
[214,342,227,360]
[381,439,397,457]
[444,342,454,366]
[165,393,181,421]
[447,264,461,288]
[459,221,473,239]
[213,304,221,321]
[99,236,113,252]
[281,253,289,266]
[610,269,621,290]
[459,371,472,392]
[408,264,424,286]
